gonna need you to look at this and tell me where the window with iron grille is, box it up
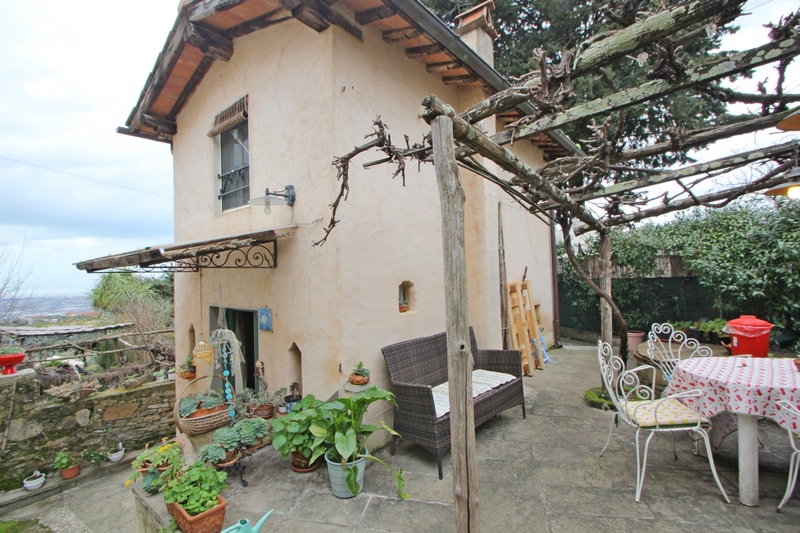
[211,96,249,211]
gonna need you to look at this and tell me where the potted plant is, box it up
[178,354,196,380]
[197,443,230,466]
[701,318,728,344]
[82,448,106,467]
[211,427,241,462]
[178,389,225,419]
[154,369,166,383]
[23,470,46,491]
[127,439,184,491]
[53,451,80,480]
[271,395,329,472]
[234,417,270,450]
[237,387,284,419]
[349,362,370,386]
[107,441,126,462]
[284,382,302,412]
[317,386,407,499]
[399,297,409,313]
[163,461,228,533]
[123,374,148,390]
[167,367,176,381]
[0,346,25,375]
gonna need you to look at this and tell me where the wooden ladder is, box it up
[507,280,545,376]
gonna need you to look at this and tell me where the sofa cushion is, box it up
[431,369,516,418]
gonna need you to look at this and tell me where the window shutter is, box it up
[208,95,248,137]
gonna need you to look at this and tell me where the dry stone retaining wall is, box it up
[0,370,175,490]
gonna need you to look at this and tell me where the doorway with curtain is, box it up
[209,307,258,393]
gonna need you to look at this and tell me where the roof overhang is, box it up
[75,226,296,273]
[121,0,578,158]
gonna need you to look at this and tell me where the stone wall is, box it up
[0,370,175,491]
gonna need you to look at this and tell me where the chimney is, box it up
[455,0,498,66]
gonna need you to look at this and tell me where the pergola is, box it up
[322,1,800,530]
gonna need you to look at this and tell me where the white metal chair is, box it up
[647,323,713,387]
[776,400,800,512]
[597,340,730,503]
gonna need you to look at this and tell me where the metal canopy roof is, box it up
[75,227,296,273]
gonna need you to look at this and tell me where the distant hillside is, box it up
[1,295,93,320]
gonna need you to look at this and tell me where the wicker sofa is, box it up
[381,327,525,479]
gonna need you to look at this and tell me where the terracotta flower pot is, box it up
[166,496,227,533]
[290,450,322,473]
[60,464,80,480]
[251,404,275,418]
[188,405,226,419]
[179,371,197,380]
[349,374,370,386]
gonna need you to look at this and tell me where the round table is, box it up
[665,356,799,506]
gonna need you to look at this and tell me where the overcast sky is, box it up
[0,0,797,297]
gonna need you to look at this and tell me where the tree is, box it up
[423,0,742,170]
[89,272,160,314]
[0,244,33,325]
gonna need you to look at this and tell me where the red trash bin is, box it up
[722,315,772,357]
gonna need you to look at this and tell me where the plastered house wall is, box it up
[169,17,555,445]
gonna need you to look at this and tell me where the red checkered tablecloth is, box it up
[665,357,800,447]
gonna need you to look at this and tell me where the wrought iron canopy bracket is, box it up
[95,241,278,273]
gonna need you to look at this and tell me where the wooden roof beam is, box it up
[355,4,396,26]
[383,26,420,43]
[406,43,443,59]
[225,9,292,39]
[184,23,233,61]
[280,0,330,33]
[184,0,250,23]
[140,114,178,135]
[443,74,477,85]
[426,61,460,73]
[127,19,189,130]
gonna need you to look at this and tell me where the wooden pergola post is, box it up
[431,115,479,532]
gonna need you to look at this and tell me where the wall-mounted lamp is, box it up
[248,185,296,213]
[764,140,800,199]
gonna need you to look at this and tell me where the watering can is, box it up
[221,510,274,533]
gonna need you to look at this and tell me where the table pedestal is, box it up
[738,413,759,506]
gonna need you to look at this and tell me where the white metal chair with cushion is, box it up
[776,400,800,511]
[647,323,713,386]
[597,340,730,503]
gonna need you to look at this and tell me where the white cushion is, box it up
[431,369,515,418]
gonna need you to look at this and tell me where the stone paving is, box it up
[2,340,799,532]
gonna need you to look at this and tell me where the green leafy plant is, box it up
[81,449,106,467]
[197,443,228,465]
[271,395,330,464]
[154,370,166,378]
[211,427,240,451]
[233,417,269,446]
[53,451,79,470]
[351,362,370,379]
[0,346,24,355]
[194,389,224,409]
[178,397,199,418]
[127,439,184,488]
[162,462,227,517]
[318,386,407,499]
[177,354,195,375]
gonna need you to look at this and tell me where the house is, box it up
[77,0,575,444]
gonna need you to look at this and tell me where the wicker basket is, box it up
[176,375,234,436]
